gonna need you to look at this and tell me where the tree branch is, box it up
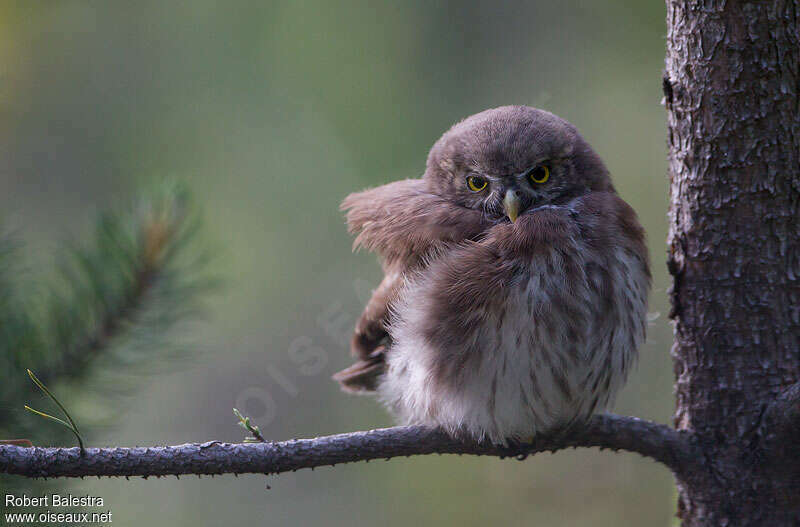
[0,414,697,479]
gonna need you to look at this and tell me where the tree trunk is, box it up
[664,1,800,525]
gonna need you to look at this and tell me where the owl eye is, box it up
[529,165,550,184]
[466,175,488,192]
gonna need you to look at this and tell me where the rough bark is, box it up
[664,1,800,524]
[0,415,696,479]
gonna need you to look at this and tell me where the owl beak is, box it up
[503,190,522,223]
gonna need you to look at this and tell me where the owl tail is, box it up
[332,348,386,394]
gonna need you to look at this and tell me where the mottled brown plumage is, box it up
[333,106,650,443]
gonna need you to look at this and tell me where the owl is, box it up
[333,106,650,444]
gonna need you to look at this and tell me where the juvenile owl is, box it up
[333,106,650,444]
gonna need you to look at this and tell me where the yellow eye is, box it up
[529,165,550,184]
[466,175,488,192]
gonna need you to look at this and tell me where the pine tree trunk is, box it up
[664,1,800,524]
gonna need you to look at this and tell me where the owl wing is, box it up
[334,178,489,392]
[342,178,488,267]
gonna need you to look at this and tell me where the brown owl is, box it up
[333,106,650,444]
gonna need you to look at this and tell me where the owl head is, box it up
[424,106,613,222]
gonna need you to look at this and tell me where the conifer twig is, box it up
[24,369,85,452]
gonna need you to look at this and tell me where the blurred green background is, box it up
[0,1,675,525]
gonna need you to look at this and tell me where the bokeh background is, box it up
[0,1,675,525]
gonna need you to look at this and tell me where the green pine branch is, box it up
[0,182,216,442]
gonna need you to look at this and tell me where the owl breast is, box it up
[378,214,649,444]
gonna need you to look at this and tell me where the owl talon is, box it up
[506,437,535,460]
